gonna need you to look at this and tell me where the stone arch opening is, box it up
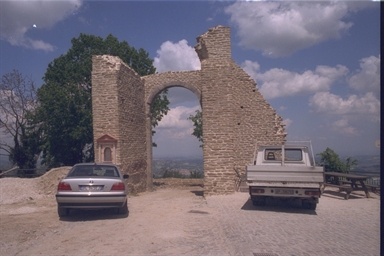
[146,84,203,188]
[146,81,202,107]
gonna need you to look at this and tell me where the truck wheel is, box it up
[252,197,266,206]
[303,202,317,210]
[58,206,69,217]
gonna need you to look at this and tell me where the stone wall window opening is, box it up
[104,147,112,162]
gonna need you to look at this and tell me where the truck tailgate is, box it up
[246,182,321,188]
[246,165,324,183]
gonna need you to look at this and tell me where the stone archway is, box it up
[143,75,202,191]
[92,25,286,195]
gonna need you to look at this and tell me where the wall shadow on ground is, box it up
[241,198,318,215]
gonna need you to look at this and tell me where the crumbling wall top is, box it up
[194,25,231,62]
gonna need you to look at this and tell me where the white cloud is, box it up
[153,104,202,157]
[0,0,82,52]
[347,55,380,93]
[282,118,292,128]
[242,60,348,99]
[309,92,380,115]
[157,106,200,129]
[156,105,200,138]
[225,1,355,57]
[153,40,201,73]
[332,118,359,136]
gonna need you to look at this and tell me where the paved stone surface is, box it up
[2,186,379,256]
[121,187,379,256]
[192,189,380,256]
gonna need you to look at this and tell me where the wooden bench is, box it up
[322,183,353,200]
[365,184,380,193]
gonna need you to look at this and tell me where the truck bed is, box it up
[246,165,324,183]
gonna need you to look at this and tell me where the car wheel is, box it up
[58,206,69,217]
[118,201,128,214]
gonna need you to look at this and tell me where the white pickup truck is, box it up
[246,141,324,210]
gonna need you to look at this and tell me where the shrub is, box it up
[189,170,203,179]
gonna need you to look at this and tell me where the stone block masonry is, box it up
[92,55,147,192]
[92,25,286,195]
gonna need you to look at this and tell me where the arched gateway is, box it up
[92,26,287,195]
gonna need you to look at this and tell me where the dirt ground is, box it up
[0,167,206,256]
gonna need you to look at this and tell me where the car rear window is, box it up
[264,149,302,161]
[67,165,119,177]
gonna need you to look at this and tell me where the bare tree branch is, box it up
[0,70,38,159]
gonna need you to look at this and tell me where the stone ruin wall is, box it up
[92,55,121,163]
[92,55,147,192]
[92,26,286,195]
[195,26,286,195]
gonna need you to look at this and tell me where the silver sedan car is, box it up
[56,163,129,217]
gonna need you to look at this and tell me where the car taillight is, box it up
[251,188,265,194]
[305,190,320,196]
[111,182,125,191]
[58,182,72,191]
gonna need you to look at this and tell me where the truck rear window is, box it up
[264,149,302,161]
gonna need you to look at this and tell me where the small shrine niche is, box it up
[96,134,117,164]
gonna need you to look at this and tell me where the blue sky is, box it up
[0,0,380,160]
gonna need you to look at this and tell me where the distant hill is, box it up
[315,154,380,176]
[345,155,380,176]
[152,157,203,178]
[152,154,380,178]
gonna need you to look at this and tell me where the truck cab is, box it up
[255,145,312,166]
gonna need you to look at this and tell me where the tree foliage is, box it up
[187,110,203,147]
[162,169,185,179]
[151,90,170,147]
[32,34,168,167]
[317,147,358,173]
[0,70,41,170]
[189,170,203,179]
[344,157,359,174]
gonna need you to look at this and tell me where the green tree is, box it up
[0,70,42,172]
[32,34,169,167]
[344,157,358,174]
[151,89,170,147]
[317,147,358,173]
[187,110,203,147]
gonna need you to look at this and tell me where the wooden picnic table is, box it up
[322,172,370,199]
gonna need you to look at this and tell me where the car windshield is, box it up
[67,165,119,178]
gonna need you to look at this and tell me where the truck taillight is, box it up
[111,182,125,191]
[251,188,265,194]
[305,191,320,196]
[58,182,72,191]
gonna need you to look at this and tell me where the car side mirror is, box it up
[123,174,129,179]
